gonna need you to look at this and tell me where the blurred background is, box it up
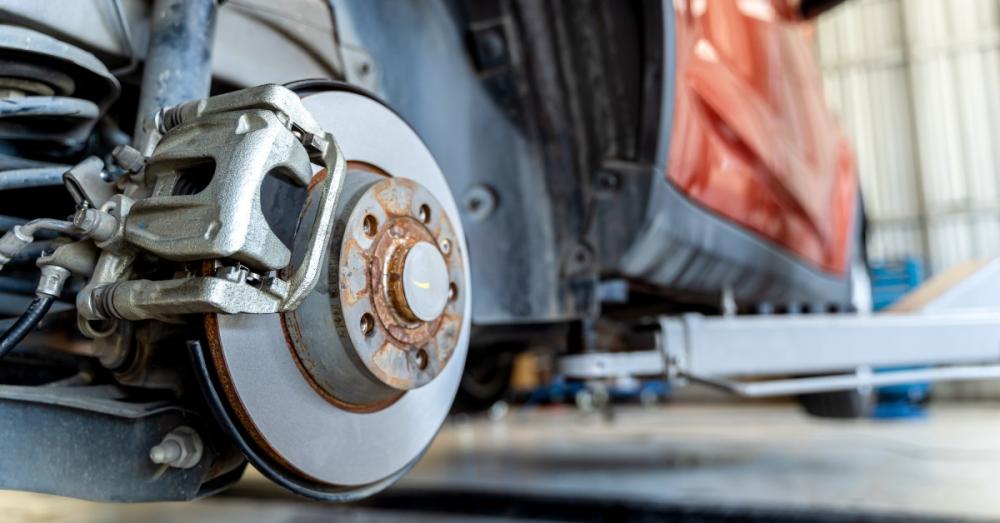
[819,0,1000,401]
[818,0,1000,273]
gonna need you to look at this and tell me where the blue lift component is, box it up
[524,377,670,407]
[869,258,928,419]
[870,259,924,312]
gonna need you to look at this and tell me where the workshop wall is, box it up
[818,0,1000,274]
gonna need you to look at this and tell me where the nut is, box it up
[148,426,203,469]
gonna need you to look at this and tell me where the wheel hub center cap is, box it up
[398,241,450,322]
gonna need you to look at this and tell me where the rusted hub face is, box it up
[368,215,444,345]
[283,170,466,410]
[344,177,464,389]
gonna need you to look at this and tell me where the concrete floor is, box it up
[4,401,1000,521]
[405,402,1000,519]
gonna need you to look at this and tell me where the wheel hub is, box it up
[284,173,465,409]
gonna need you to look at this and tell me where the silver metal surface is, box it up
[100,85,347,320]
[689,365,1000,397]
[0,227,32,269]
[0,97,99,143]
[332,1,587,325]
[148,426,203,470]
[279,135,345,312]
[213,90,471,487]
[402,241,450,322]
[559,351,667,380]
[133,0,217,143]
[63,157,113,208]
[0,218,85,270]
[0,167,68,191]
[34,265,69,298]
[663,313,1000,377]
[106,276,284,320]
[35,241,98,278]
[914,258,1000,313]
[110,145,145,174]
[127,88,317,270]
[16,219,78,238]
[561,308,1000,398]
[0,0,348,92]
[71,209,118,244]
[0,25,118,145]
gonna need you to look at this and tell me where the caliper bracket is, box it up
[81,85,346,322]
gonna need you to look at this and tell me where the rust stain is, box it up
[306,168,328,192]
[346,160,392,178]
[203,313,308,479]
[281,312,402,414]
[338,237,369,306]
[366,216,442,349]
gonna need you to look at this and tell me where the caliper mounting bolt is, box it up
[72,208,119,243]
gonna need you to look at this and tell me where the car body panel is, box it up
[668,0,857,274]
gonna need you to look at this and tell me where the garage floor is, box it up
[4,401,1000,522]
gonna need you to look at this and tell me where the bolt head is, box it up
[111,144,146,173]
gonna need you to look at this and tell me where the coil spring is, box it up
[0,89,83,268]
[0,63,104,300]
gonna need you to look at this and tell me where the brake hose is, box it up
[0,193,89,358]
[0,294,55,357]
[0,265,70,358]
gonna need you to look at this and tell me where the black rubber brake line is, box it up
[0,294,55,358]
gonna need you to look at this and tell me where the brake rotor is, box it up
[200,84,470,496]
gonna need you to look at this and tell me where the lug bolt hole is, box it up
[440,238,451,255]
[360,313,375,337]
[416,348,429,370]
[418,204,431,224]
[448,282,458,302]
[363,215,378,237]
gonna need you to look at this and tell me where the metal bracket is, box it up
[81,85,347,321]
[685,364,1000,398]
[561,311,1000,398]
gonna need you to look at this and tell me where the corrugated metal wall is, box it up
[817,0,1000,274]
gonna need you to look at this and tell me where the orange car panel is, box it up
[669,0,857,274]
